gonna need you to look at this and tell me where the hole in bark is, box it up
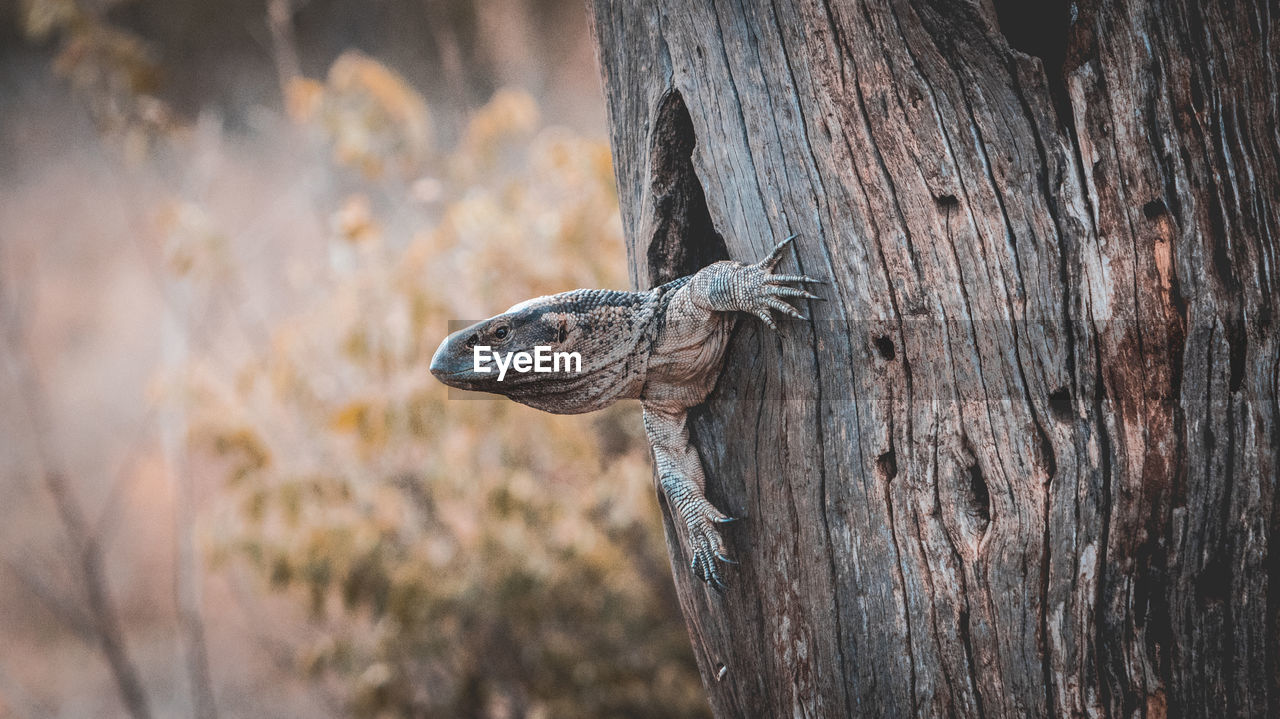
[991,0,1073,125]
[934,193,959,208]
[966,463,990,526]
[874,335,896,361]
[1142,199,1168,219]
[959,437,991,529]
[876,449,898,481]
[991,0,1070,68]
[645,89,730,287]
[1048,387,1072,421]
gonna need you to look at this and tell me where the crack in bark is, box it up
[645,89,730,287]
[1091,329,1117,714]
[989,0,1074,129]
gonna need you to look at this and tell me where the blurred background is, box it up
[0,1,709,717]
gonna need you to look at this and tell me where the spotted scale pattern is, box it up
[430,236,821,590]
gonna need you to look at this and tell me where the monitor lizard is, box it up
[430,235,821,590]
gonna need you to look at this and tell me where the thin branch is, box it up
[266,0,302,101]
[161,289,219,719]
[0,556,97,642]
[0,274,155,719]
[45,471,155,719]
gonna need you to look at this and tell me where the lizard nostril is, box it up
[465,333,480,348]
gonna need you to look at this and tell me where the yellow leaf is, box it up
[329,401,370,434]
[286,77,324,122]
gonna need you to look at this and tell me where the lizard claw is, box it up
[750,285,815,331]
[768,286,824,301]
[761,233,799,270]
[764,297,807,321]
[740,236,824,330]
[683,503,738,591]
[766,274,826,285]
[753,309,780,332]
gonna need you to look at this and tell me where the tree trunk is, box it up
[588,1,1278,717]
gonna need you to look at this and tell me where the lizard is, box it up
[428,235,821,590]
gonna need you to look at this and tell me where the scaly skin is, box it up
[430,236,821,590]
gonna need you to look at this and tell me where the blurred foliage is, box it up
[171,54,709,718]
[20,0,174,153]
[289,51,433,179]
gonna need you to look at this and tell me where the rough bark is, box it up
[589,1,1279,717]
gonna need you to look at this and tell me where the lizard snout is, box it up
[429,329,474,383]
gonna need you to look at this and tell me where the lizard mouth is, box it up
[429,328,508,392]
[432,368,478,384]
[429,334,474,385]
[429,360,478,384]
[430,365,488,393]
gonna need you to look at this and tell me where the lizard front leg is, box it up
[642,405,737,591]
[640,236,822,590]
[686,234,823,329]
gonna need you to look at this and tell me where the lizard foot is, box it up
[660,473,738,591]
[742,235,824,331]
[684,500,737,592]
[686,514,737,588]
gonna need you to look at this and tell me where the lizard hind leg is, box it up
[643,407,737,592]
[660,472,734,589]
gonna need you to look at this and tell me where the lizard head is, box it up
[430,288,652,414]
[429,296,577,396]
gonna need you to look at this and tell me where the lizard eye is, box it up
[493,325,510,341]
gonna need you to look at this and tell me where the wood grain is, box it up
[589,1,1279,716]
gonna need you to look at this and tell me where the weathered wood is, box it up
[589,0,1279,716]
